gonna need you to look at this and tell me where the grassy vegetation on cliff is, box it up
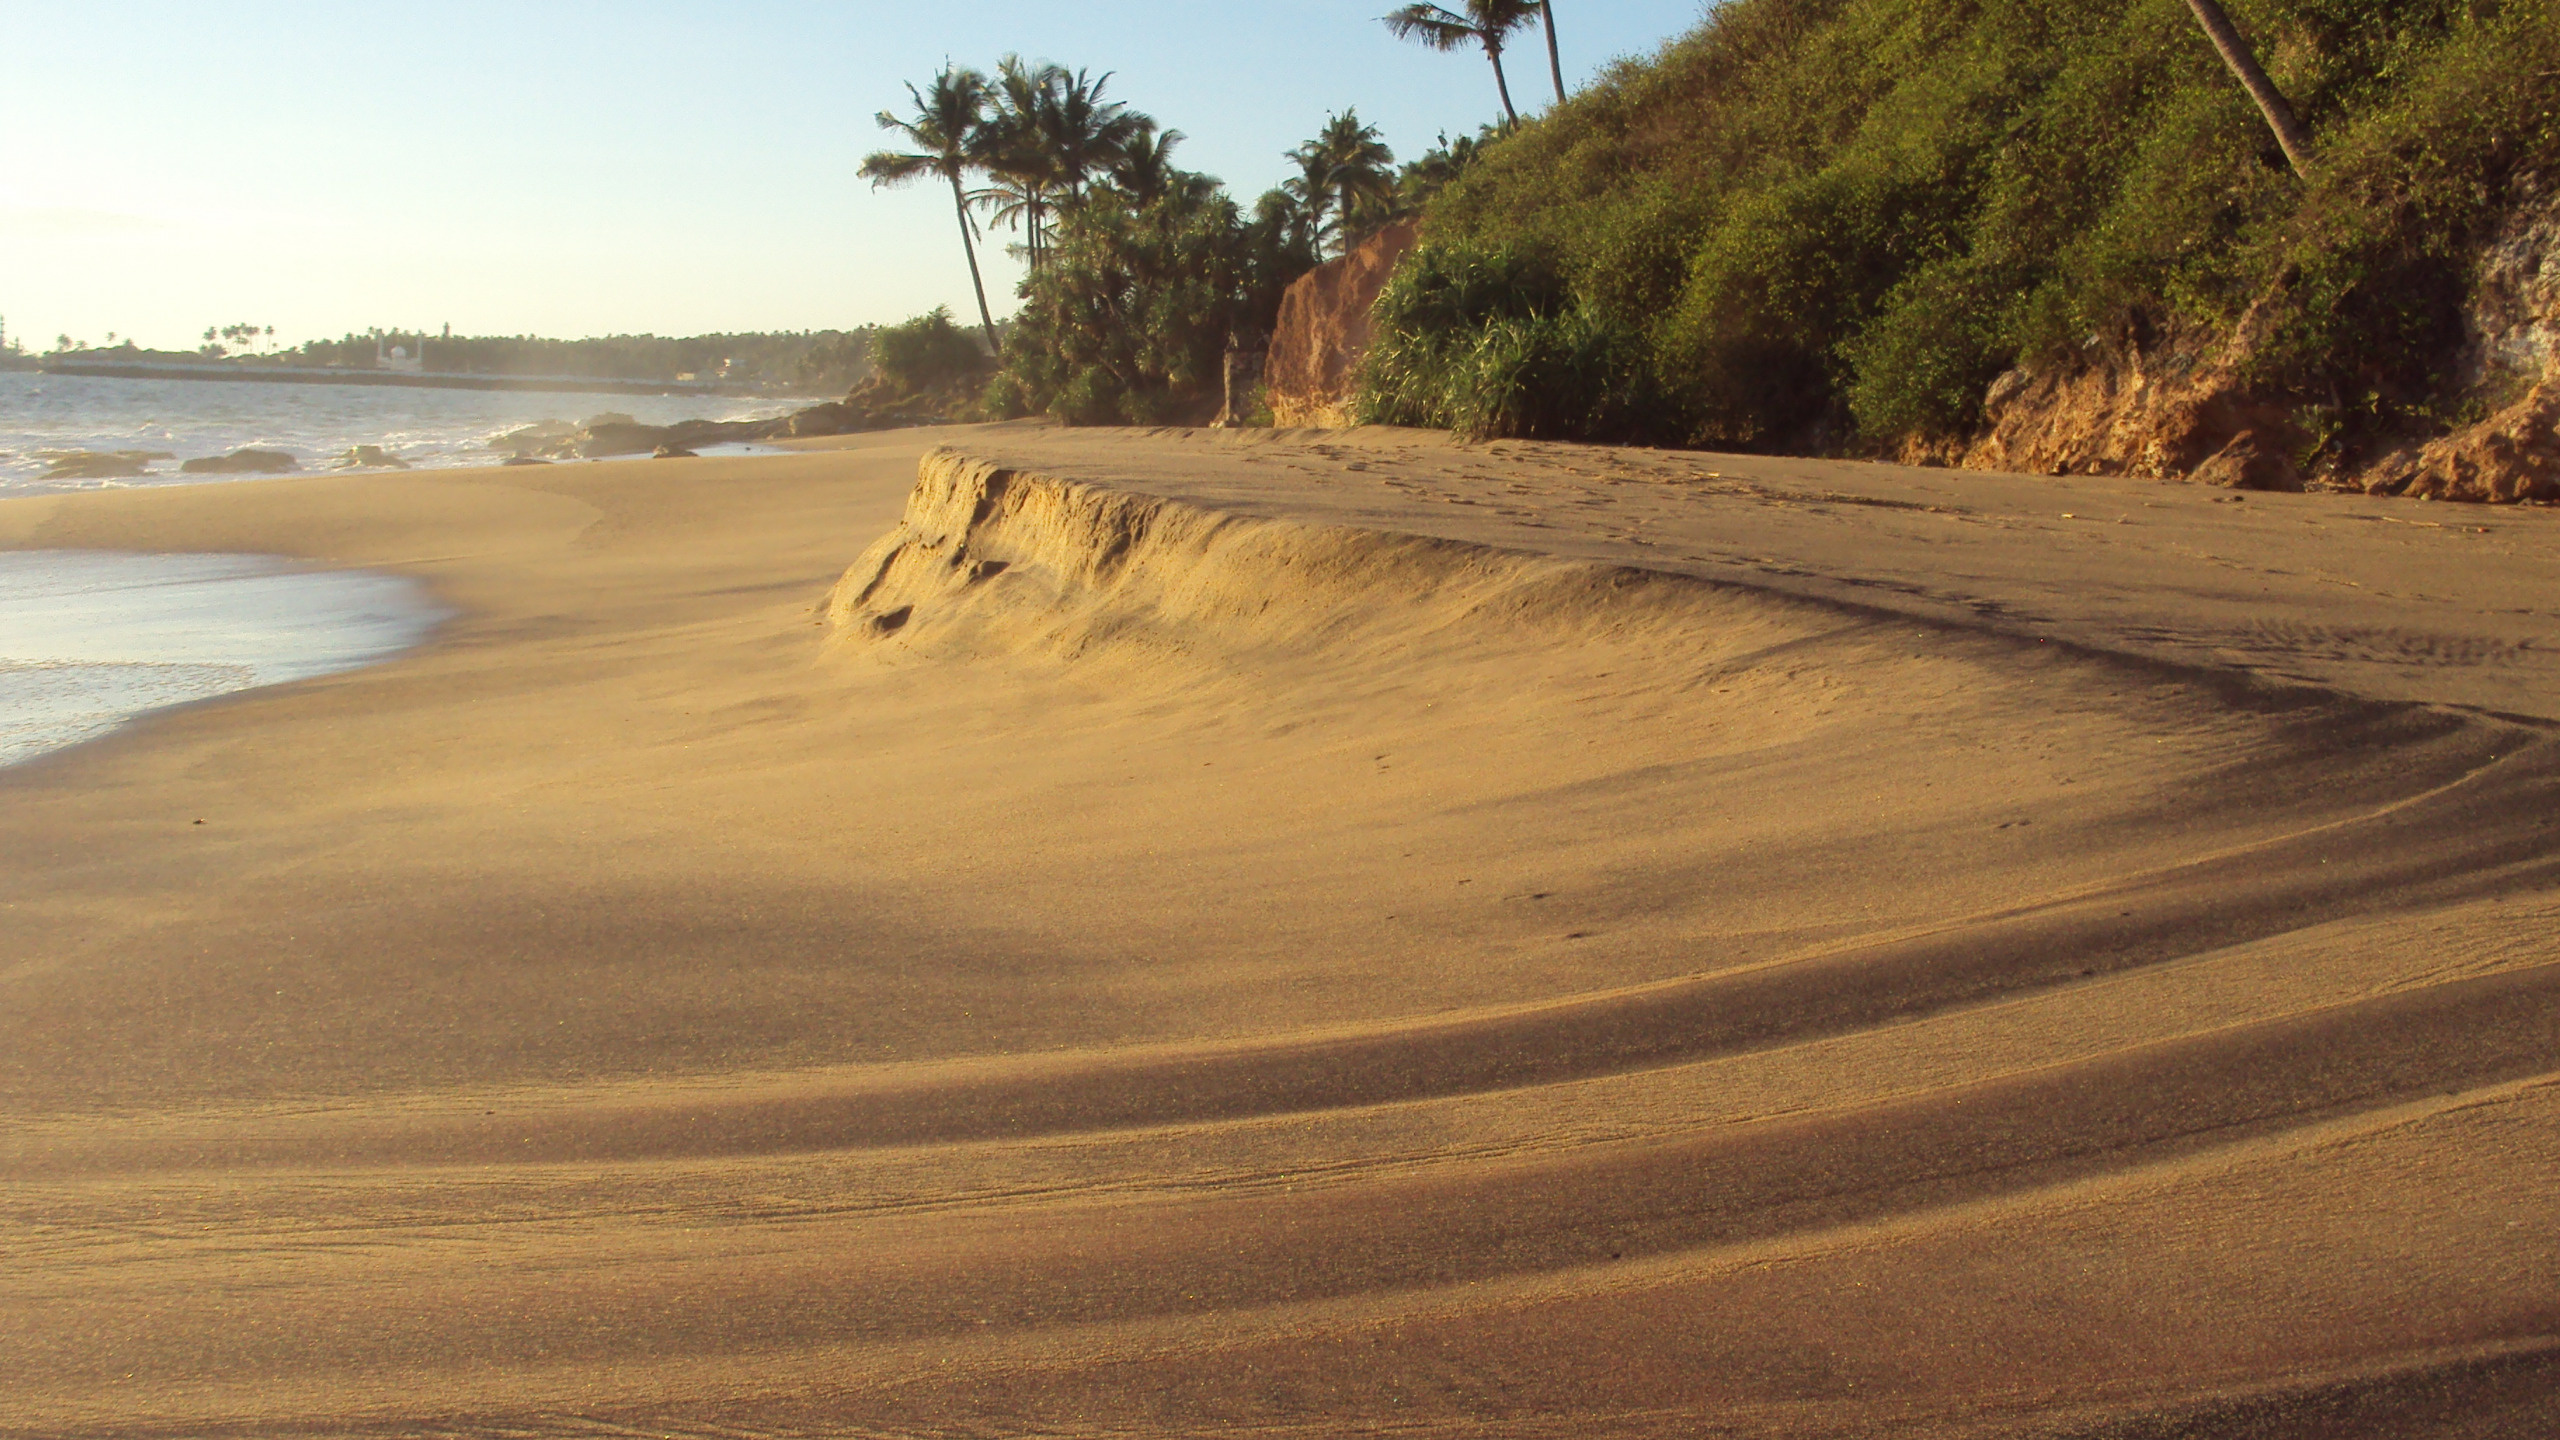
[1363,0,2560,459]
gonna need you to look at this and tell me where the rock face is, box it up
[1952,294,2308,491]
[2395,382,2560,501]
[179,449,299,475]
[1264,221,1420,428]
[2381,186,2560,502]
[1954,184,2560,503]
[2458,186,2560,388]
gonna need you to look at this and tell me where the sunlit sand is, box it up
[3,426,2555,1436]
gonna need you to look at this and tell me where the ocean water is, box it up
[0,550,446,769]
[0,370,808,495]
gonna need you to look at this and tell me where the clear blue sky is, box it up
[1,2,1707,351]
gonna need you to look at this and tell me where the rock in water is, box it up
[576,422,675,458]
[334,445,410,470]
[42,451,155,480]
[488,420,578,456]
[179,449,299,475]
[1265,220,1419,428]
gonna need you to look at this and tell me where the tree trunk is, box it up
[949,173,999,349]
[1540,2,1566,106]
[1487,44,1520,126]
[2183,0,2314,177]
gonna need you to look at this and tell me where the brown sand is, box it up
[3,422,2556,1438]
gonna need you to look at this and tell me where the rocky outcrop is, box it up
[1954,293,2309,491]
[488,414,781,460]
[1954,184,2560,503]
[2392,381,2560,502]
[2457,183,2560,388]
[2373,185,2560,502]
[477,377,975,464]
[179,448,299,475]
[1265,221,1420,428]
[39,450,166,481]
[333,445,410,469]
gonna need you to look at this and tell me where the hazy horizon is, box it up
[4,1,1705,354]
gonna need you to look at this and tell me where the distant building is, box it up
[375,334,426,375]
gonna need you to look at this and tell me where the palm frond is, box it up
[1382,5,1480,51]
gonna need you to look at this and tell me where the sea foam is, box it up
[0,550,444,768]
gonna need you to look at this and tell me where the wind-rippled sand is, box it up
[3,424,2556,1437]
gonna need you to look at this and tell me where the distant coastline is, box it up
[35,356,752,399]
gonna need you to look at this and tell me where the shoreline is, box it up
[0,548,446,771]
[0,370,821,491]
[5,427,2556,1435]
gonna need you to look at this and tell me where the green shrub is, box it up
[871,306,990,395]
[1358,241,1659,440]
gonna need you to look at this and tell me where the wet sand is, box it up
[3,422,2556,1437]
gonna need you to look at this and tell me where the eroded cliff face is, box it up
[2389,189,2560,502]
[1946,184,2560,503]
[1948,296,2312,493]
[1263,221,1420,428]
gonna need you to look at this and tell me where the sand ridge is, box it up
[2,424,2556,1437]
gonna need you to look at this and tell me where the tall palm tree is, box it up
[973,57,1065,270]
[973,59,1047,267]
[1382,0,1545,126]
[1287,110,1397,254]
[1039,67,1150,201]
[1538,2,1565,106]
[861,66,999,348]
[2182,0,2313,177]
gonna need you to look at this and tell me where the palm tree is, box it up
[1286,110,1397,254]
[861,66,999,348]
[1038,67,1150,201]
[1107,128,1219,207]
[1538,2,1565,106]
[973,57,1064,270]
[1382,0,1546,126]
[2182,0,2313,177]
[972,58,1154,270]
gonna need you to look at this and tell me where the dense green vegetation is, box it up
[864,53,1489,424]
[1364,0,2560,459]
[870,307,993,394]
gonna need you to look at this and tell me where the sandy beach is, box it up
[3,423,2556,1437]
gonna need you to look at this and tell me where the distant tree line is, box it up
[276,329,879,392]
[33,326,882,393]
